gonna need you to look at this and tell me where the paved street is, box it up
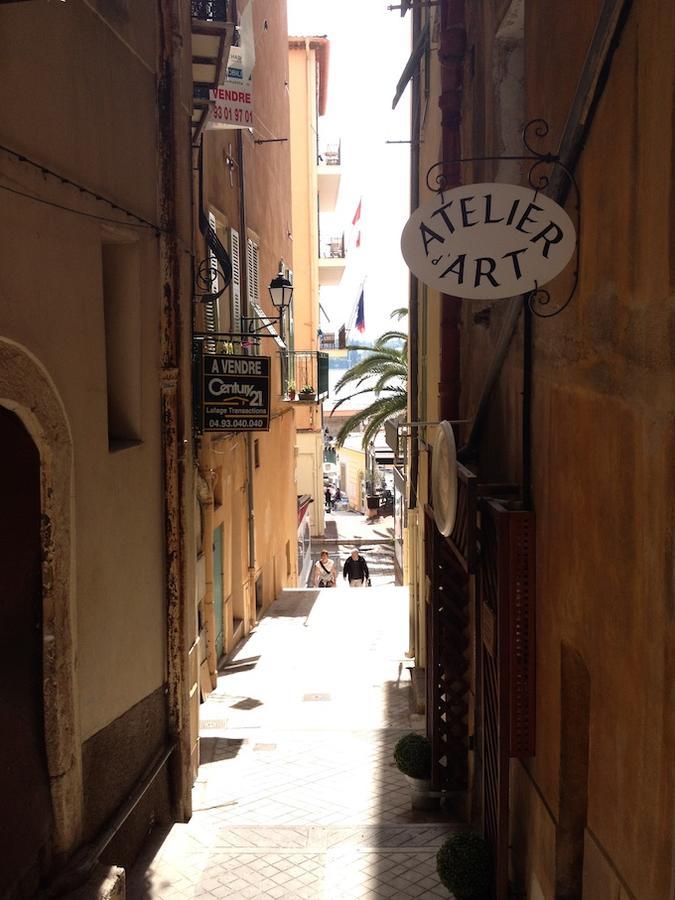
[307,508,397,589]
[128,585,457,898]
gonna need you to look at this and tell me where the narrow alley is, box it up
[128,583,456,899]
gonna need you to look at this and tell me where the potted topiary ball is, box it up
[393,732,436,809]
[436,832,491,899]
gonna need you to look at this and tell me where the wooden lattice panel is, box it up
[425,507,470,793]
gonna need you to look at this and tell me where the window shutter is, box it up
[247,238,260,307]
[204,212,219,343]
[230,228,241,334]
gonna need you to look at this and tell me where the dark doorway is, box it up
[0,407,52,897]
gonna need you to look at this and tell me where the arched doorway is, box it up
[0,406,53,896]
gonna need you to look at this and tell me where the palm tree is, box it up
[331,309,408,448]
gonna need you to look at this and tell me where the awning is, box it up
[392,20,429,109]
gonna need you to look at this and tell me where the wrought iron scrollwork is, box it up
[194,255,227,304]
[423,118,581,319]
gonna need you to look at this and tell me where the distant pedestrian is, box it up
[325,487,333,512]
[343,548,369,588]
[313,549,336,588]
[334,487,341,504]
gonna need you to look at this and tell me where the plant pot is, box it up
[288,390,295,400]
[404,774,440,810]
[300,392,315,402]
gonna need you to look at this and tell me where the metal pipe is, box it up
[438,0,465,425]
[457,299,522,462]
[42,743,175,897]
[407,0,422,511]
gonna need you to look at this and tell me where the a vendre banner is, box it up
[208,47,253,130]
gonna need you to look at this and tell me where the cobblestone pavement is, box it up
[128,587,457,899]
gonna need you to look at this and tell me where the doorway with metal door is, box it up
[0,406,53,897]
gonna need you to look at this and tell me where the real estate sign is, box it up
[200,354,270,432]
[208,47,254,130]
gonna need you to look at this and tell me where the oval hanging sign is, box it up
[401,182,576,300]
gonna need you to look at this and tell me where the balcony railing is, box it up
[279,351,329,401]
[319,234,345,259]
[318,140,341,167]
[192,0,228,21]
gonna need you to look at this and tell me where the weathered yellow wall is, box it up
[0,0,193,741]
[339,443,366,511]
[446,1,674,896]
[198,0,298,665]
[288,43,320,354]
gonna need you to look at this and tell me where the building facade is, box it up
[403,0,674,897]
[0,0,196,894]
[288,36,336,541]
[192,0,299,685]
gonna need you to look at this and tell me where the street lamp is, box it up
[268,274,294,318]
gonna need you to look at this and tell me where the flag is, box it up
[351,199,362,226]
[355,289,365,333]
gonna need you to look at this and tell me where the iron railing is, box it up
[319,234,345,259]
[191,0,228,21]
[318,140,341,166]
[279,351,329,401]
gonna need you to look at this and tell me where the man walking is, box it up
[343,548,369,587]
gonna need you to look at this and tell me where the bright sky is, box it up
[287,0,411,340]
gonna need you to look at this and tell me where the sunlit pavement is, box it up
[128,586,457,898]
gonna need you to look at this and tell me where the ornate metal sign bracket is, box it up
[424,119,581,319]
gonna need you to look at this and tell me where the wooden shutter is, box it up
[230,228,241,334]
[246,238,259,308]
[246,239,260,354]
[204,212,219,341]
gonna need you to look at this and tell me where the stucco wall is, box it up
[0,0,191,743]
[452,1,675,896]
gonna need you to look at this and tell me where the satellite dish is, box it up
[432,421,458,536]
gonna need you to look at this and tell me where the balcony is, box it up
[191,0,234,141]
[318,234,346,286]
[279,351,329,402]
[317,141,342,213]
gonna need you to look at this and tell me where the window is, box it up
[101,239,142,449]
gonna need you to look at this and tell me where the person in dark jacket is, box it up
[343,549,369,587]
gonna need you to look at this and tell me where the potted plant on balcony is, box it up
[287,380,296,400]
[393,732,437,809]
[436,832,491,899]
[299,385,316,402]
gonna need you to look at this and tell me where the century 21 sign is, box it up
[401,182,576,300]
[201,354,270,432]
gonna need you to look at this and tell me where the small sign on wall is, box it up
[199,354,270,432]
[401,182,576,300]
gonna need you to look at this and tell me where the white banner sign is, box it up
[208,82,253,129]
[401,182,576,300]
[208,48,253,130]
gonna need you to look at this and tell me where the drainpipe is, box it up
[407,0,421,511]
[157,0,191,820]
[438,0,465,424]
[236,125,257,596]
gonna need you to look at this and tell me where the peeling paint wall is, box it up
[0,0,195,873]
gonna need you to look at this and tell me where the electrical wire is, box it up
[0,181,160,232]
[0,142,163,233]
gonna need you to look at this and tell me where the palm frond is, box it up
[328,385,401,415]
[375,330,407,345]
[389,307,408,321]
[335,393,407,447]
